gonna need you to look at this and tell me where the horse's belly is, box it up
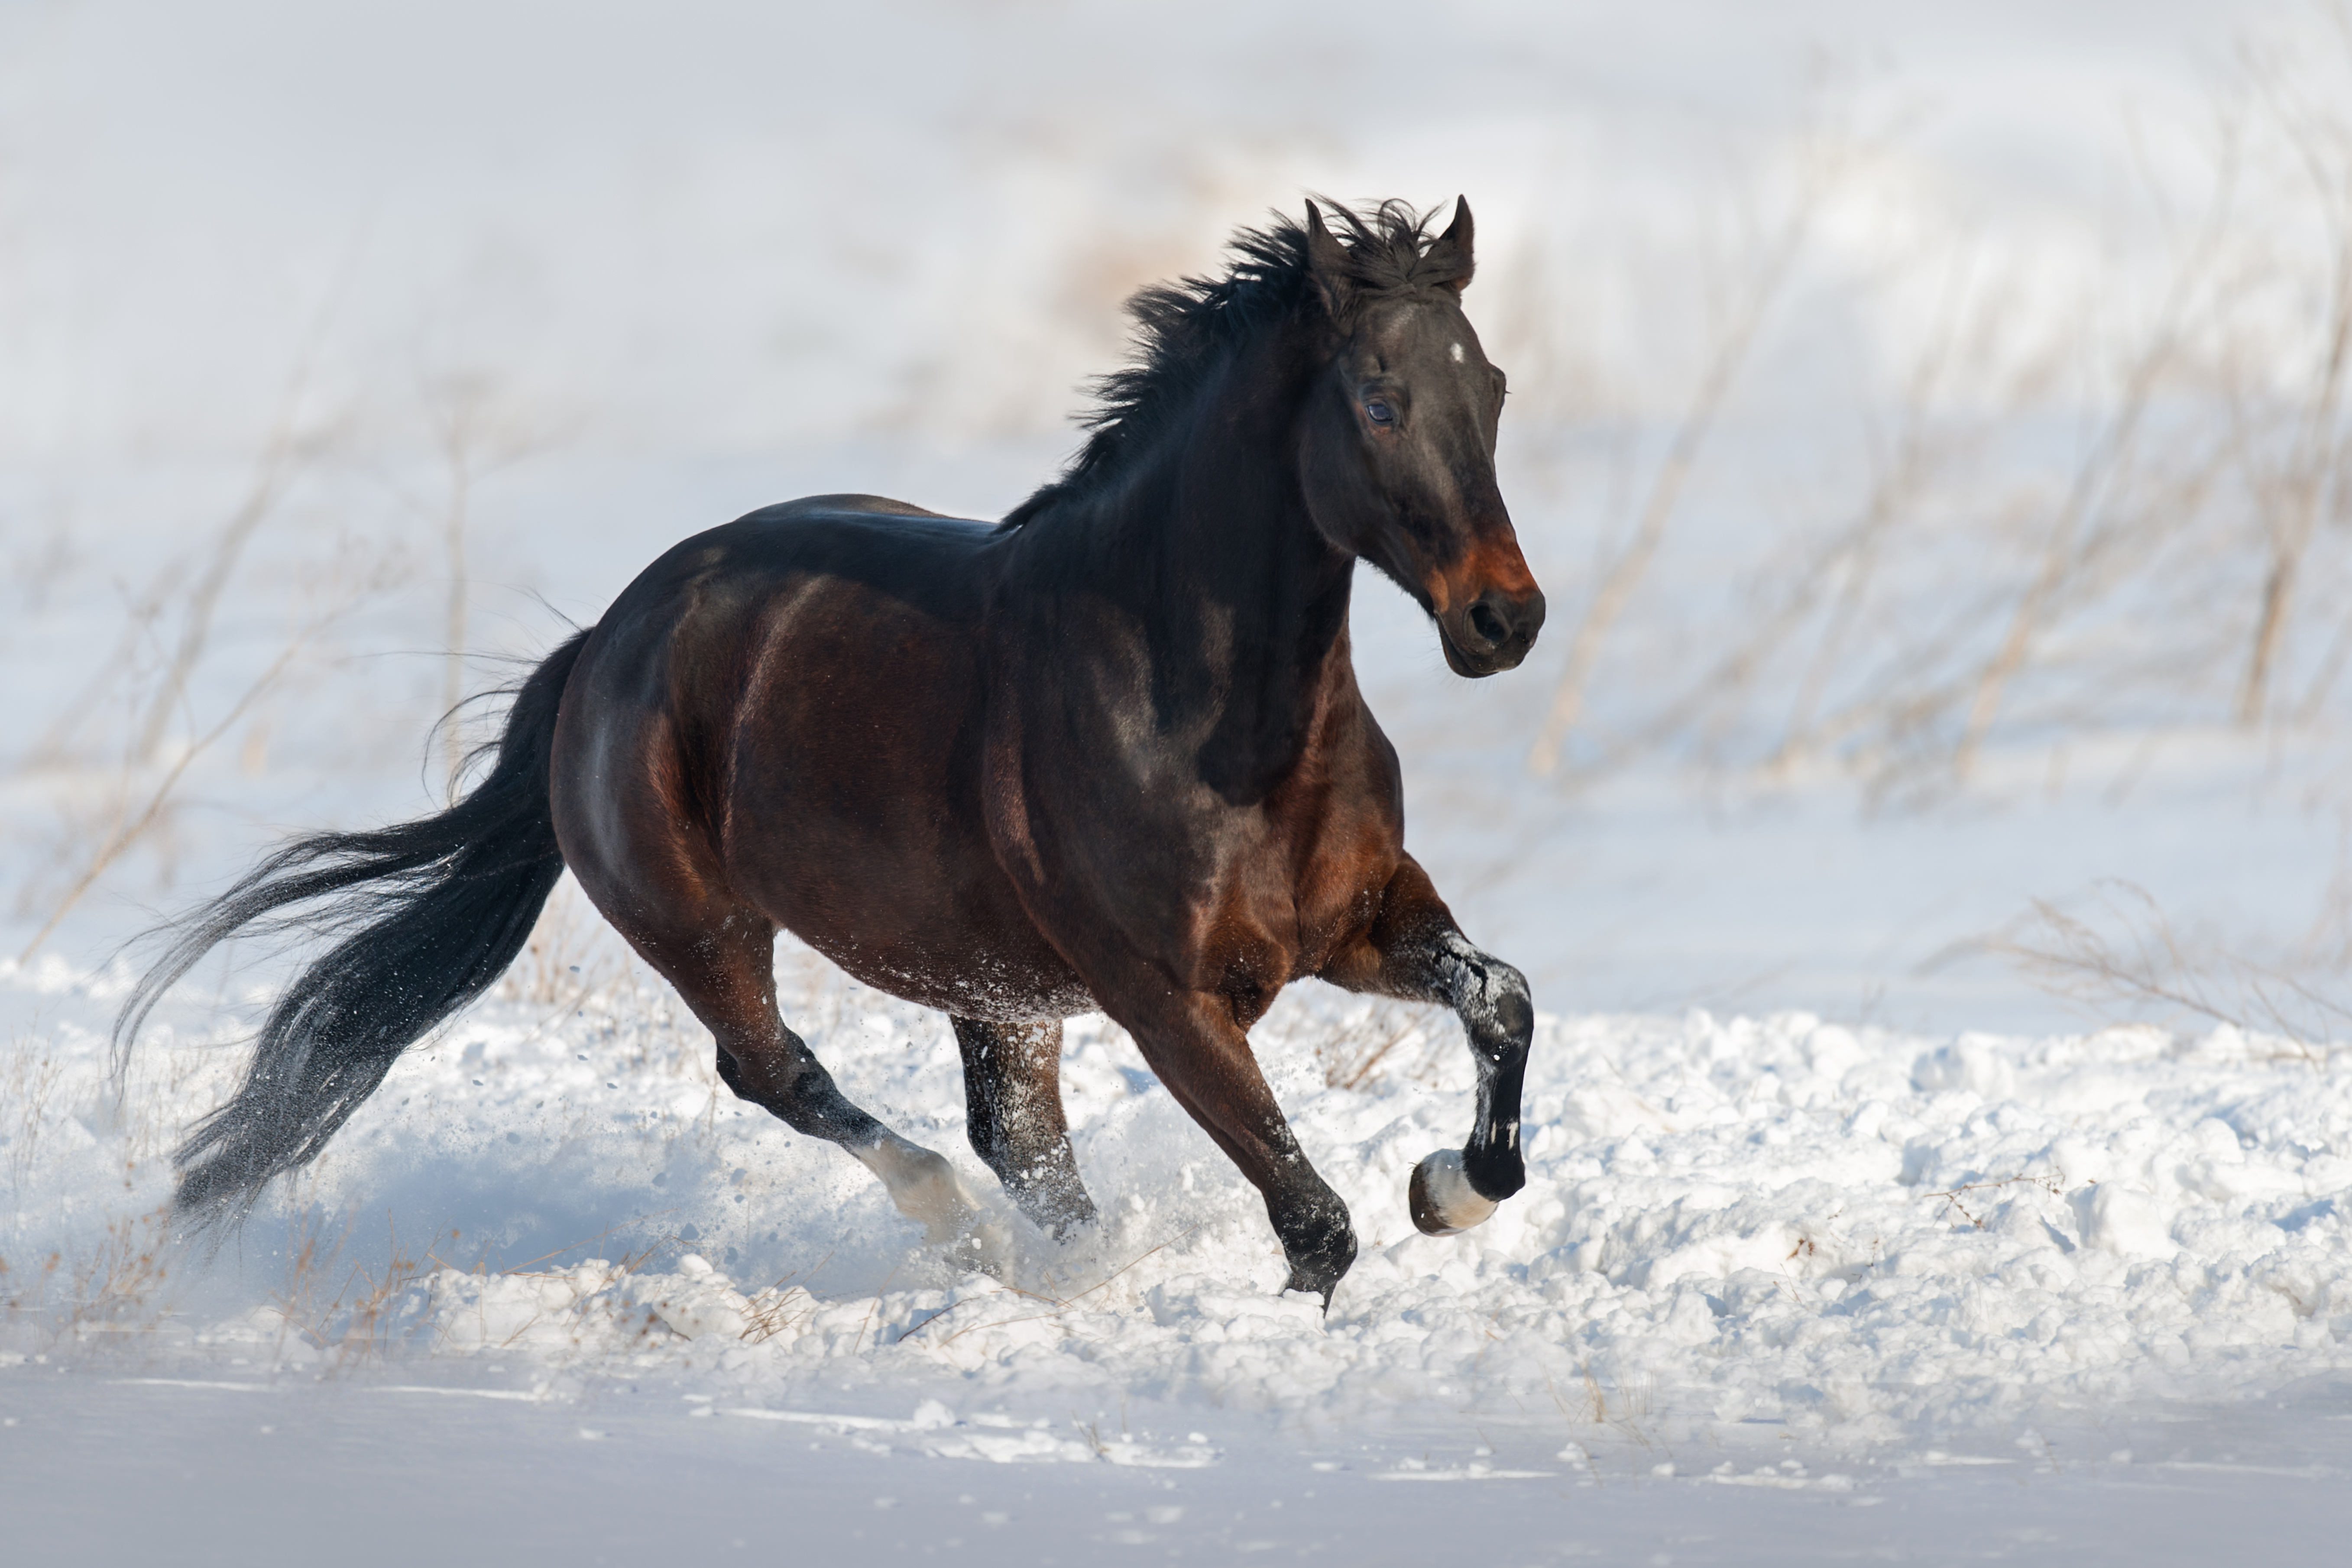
[721,597,1092,1021]
[800,927,1097,1022]
[751,802,1092,1019]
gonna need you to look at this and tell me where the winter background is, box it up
[7,0,2352,1560]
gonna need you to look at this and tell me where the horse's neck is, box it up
[1100,388,1357,803]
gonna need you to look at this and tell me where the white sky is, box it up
[0,0,2299,459]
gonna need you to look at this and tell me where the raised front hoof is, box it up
[1409,1148,1500,1237]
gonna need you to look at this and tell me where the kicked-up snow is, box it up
[6,943,2347,1478]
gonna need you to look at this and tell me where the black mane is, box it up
[1001,198,1461,529]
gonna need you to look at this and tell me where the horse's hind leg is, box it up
[1321,856,1532,1237]
[596,891,984,1244]
[952,1017,1095,1237]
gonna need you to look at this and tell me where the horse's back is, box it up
[644,492,999,608]
[771,492,959,519]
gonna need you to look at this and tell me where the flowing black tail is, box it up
[115,629,592,1233]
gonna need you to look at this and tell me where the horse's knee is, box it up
[1436,931,1531,1060]
[1483,958,1533,1056]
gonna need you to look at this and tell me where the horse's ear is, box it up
[1432,196,1475,294]
[1304,200,1354,319]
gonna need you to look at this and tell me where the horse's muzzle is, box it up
[1439,586,1545,677]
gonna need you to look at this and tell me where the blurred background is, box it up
[5,0,2350,1037]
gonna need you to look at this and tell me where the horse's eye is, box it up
[1365,398,1395,427]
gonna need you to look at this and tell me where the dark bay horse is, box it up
[120,198,1546,1305]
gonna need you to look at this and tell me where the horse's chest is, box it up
[1194,792,1400,975]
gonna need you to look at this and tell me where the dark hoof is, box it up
[1282,1265,1344,1314]
[1280,1226,1358,1312]
[1017,1186,1099,1243]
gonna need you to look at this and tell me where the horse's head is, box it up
[1296,199,1545,678]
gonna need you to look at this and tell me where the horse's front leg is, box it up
[1099,988,1357,1305]
[1322,857,1533,1236]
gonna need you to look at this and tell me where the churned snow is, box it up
[6,948,2349,1556]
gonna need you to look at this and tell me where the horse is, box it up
[118,197,1546,1307]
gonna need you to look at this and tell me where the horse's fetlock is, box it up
[1463,1140,1526,1203]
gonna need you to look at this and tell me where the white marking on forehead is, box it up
[1449,342,1465,363]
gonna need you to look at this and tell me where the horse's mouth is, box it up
[1430,597,1543,677]
[1439,628,1511,678]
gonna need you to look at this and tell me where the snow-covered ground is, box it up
[9,949,2352,1559]
[9,0,2352,1559]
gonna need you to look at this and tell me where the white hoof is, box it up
[1409,1148,1499,1237]
[858,1137,985,1244]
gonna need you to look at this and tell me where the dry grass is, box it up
[1528,91,1855,778]
[1544,1363,1658,1456]
[4,1025,68,1199]
[262,1205,445,1365]
[410,371,561,799]
[1294,998,1453,1092]
[25,1205,178,1346]
[739,1273,820,1345]
[497,875,636,1009]
[1505,32,2352,806]
[1991,880,2351,1061]
[1924,1172,2068,1231]
[16,625,324,964]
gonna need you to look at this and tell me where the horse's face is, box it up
[1297,202,1546,678]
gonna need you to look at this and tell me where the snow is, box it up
[9,0,2352,1559]
[6,951,2352,1555]
[11,1370,2346,1565]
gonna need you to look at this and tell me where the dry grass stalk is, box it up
[1950,136,2242,783]
[17,628,318,964]
[497,875,635,1008]
[1633,251,1986,778]
[1993,880,2350,1061]
[19,272,353,776]
[5,1027,68,1198]
[128,418,327,769]
[49,1207,175,1343]
[1527,110,1856,778]
[1495,42,2352,802]
[739,1280,819,1345]
[408,372,558,800]
[2236,44,2352,725]
[1300,999,1448,1092]
[1925,1172,2066,1230]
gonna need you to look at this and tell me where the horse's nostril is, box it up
[1468,602,1508,648]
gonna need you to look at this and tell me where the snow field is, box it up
[6,937,2348,1480]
